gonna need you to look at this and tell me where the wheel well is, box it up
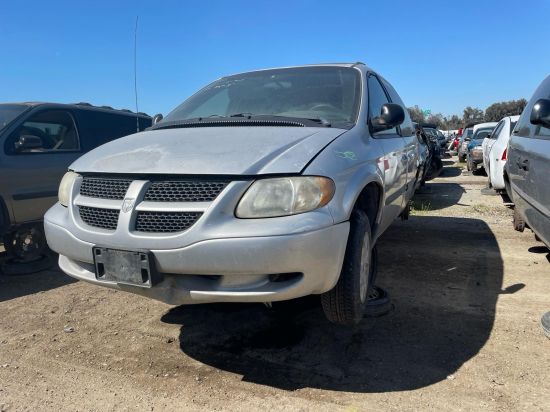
[353,183,381,233]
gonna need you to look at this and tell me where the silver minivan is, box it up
[508,74,550,247]
[44,63,419,325]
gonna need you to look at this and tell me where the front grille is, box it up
[80,177,131,200]
[79,206,120,230]
[135,211,202,233]
[144,181,228,202]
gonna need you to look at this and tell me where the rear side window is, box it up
[74,110,151,151]
[367,75,397,136]
[7,110,79,154]
[490,121,504,139]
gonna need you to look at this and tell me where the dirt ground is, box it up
[1,157,549,411]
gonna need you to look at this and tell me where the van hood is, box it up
[71,126,346,175]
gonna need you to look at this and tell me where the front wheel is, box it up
[321,209,372,325]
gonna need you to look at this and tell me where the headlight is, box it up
[58,171,79,207]
[236,176,335,218]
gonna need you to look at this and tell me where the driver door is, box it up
[2,109,82,224]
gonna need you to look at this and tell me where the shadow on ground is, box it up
[412,182,467,210]
[437,162,463,178]
[162,215,504,393]
[0,259,76,302]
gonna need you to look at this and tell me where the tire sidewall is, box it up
[344,209,372,322]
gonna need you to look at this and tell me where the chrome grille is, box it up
[80,177,131,200]
[135,211,202,233]
[78,206,119,230]
[144,181,228,202]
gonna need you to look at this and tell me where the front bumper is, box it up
[45,216,350,305]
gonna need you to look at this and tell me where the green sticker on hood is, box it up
[335,150,357,160]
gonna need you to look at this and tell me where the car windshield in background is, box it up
[0,104,27,130]
[160,66,361,128]
[473,127,494,140]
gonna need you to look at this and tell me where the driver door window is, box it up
[367,75,397,136]
[9,110,79,154]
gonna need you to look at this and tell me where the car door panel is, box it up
[509,76,550,246]
[367,74,408,231]
[1,109,82,224]
[522,133,550,243]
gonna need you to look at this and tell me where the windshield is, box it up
[472,127,494,141]
[0,104,27,131]
[161,66,361,128]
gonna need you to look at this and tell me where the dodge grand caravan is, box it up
[45,63,419,325]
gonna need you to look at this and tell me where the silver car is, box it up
[508,74,550,248]
[44,63,418,325]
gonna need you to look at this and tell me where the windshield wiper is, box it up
[152,113,332,130]
[229,113,331,127]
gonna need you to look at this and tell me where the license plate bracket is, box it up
[92,247,159,288]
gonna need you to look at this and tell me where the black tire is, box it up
[1,254,55,275]
[365,286,393,318]
[368,245,378,287]
[321,209,372,325]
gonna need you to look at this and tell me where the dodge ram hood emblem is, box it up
[121,198,135,213]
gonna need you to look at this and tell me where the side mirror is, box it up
[464,137,471,142]
[14,135,43,152]
[530,98,550,129]
[370,103,405,133]
[152,113,164,125]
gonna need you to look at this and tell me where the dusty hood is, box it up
[71,126,346,175]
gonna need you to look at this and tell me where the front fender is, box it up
[303,127,385,225]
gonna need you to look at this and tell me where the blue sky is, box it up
[1,0,549,117]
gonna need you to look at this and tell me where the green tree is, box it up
[407,105,425,123]
[426,113,445,128]
[463,106,485,125]
[484,99,527,122]
[445,115,462,130]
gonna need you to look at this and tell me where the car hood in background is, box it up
[71,126,346,175]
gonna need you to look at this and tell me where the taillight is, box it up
[502,148,507,161]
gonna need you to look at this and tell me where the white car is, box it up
[482,115,520,191]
